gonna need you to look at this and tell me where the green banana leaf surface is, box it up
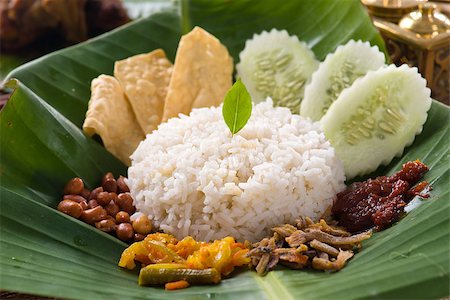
[1,0,449,299]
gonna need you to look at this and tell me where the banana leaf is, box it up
[1,0,449,299]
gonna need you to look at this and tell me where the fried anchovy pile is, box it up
[247,217,372,275]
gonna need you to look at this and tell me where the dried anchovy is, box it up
[309,239,339,257]
[247,219,371,275]
[248,236,280,275]
[318,252,329,260]
[286,228,372,247]
[272,224,297,238]
[255,253,271,275]
[312,250,354,271]
[295,217,315,229]
[308,219,351,237]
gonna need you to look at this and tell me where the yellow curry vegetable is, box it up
[118,233,250,287]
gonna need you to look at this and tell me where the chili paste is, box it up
[332,160,429,233]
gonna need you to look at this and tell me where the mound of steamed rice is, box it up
[127,99,346,242]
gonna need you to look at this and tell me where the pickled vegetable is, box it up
[186,237,245,275]
[118,233,250,288]
[165,280,190,290]
[118,241,149,269]
[145,240,185,264]
[139,266,221,286]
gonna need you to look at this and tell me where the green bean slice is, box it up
[138,266,221,286]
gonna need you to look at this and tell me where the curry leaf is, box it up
[222,79,252,135]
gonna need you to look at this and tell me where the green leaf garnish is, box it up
[222,79,252,135]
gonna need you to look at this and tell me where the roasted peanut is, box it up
[57,200,83,218]
[117,176,130,193]
[89,187,103,200]
[80,206,107,224]
[102,172,117,193]
[116,223,134,241]
[132,214,152,234]
[63,177,84,195]
[79,201,89,210]
[116,193,135,214]
[109,192,118,203]
[133,233,145,242]
[115,211,130,223]
[95,219,116,232]
[96,191,111,206]
[105,215,116,223]
[88,199,99,209]
[80,188,91,200]
[63,194,87,203]
[105,201,120,217]
[61,173,139,243]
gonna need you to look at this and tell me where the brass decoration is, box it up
[399,3,450,37]
[361,0,426,23]
[362,0,450,104]
[375,18,449,103]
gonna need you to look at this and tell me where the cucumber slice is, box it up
[236,29,319,113]
[321,64,432,179]
[301,40,385,121]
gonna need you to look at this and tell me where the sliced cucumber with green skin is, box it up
[301,40,386,121]
[236,29,319,113]
[321,64,432,179]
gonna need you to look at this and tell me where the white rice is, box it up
[127,99,346,242]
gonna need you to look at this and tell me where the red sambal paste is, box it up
[332,160,430,233]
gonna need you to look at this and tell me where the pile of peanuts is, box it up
[57,172,153,242]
